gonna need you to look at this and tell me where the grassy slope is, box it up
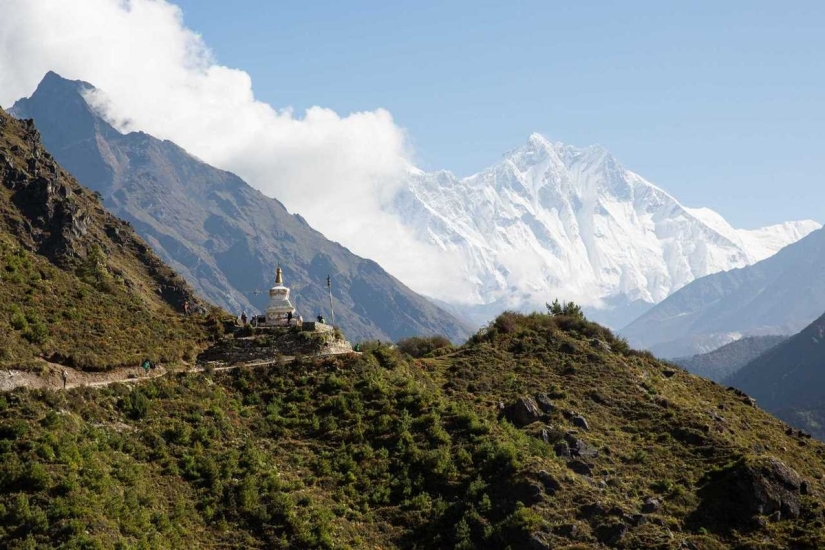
[2,312,825,549]
[0,108,225,371]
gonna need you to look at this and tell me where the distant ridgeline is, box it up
[729,310,825,440]
[672,335,787,382]
[10,72,472,344]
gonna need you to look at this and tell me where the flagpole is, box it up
[327,275,335,326]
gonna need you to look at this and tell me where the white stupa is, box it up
[265,265,296,326]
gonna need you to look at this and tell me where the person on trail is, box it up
[241,311,248,325]
[62,369,68,390]
[141,358,152,375]
[287,311,293,325]
[317,315,325,324]
[183,300,190,316]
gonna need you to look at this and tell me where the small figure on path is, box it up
[183,300,190,316]
[62,369,68,390]
[317,314,325,324]
[287,311,293,324]
[141,358,153,375]
[241,311,248,325]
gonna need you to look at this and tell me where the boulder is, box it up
[554,440,572,460]
[535,393,555,413]
[567,459,593,476]
[565,434,599,459]
[538,470,562,495]
[641,497,661,514]
[691,456,805,527]
[529,533,551,550]
[572,414,590,430]
[506,396,544,427]
[595,522,627,546]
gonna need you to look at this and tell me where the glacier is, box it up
[391,133,820,328]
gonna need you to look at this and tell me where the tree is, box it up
[546,299,584,319]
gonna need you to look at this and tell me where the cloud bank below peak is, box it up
[0,0,467,298]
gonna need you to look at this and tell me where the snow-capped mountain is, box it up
[393,134,820,327]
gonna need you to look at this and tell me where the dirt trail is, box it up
[0,355,300,393]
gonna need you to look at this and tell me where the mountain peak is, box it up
[29,71,95,103]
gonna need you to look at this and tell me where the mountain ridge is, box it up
[11,72,472,344]
[622,226,825,357]
[393,133,819,327]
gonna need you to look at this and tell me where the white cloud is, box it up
[0,0,466,298]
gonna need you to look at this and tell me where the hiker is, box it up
[317,315,325,324]
[287,311,293,324]
[141,358,152,375]
[241,311,248,325]
[62,369,68,390]
[183,300,190,316]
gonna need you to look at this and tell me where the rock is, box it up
[555,523,579,539]
[529,533,551,550]
[565,434,599,459]
[538,470,562,495]
[571,414,590,430]
[554,440,572,460]
[567,459,593,476]
[535,392,555,413]
[588,391,608,405]
[595,522,627,546]
[694,456,804,524]
[801,480,810,495]
[506,396,544,427]
[579,502,608,519]
[541,428,550,444]
[641,497,661,514]
[627,513,647,526]
[663,369,676,378]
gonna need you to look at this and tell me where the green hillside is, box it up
[2,310,825,549]
[0,107,222,371]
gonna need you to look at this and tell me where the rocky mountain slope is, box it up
[728,311,825,440]
[672,335,787,382]
[394,134,819,327]
[10,72,472,344]
[0,106,218,371]
[3,310,825,548]
[622,226,825,358]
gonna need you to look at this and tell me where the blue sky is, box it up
[54,0,825,227]
[167,1,823,227]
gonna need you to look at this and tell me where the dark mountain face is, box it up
[12,72,472,343]
[729,312,825,439]
[672,335,787,382]
[621,226,825,358]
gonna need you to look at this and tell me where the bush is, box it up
[396,336,452,358]
[124,390,150,420]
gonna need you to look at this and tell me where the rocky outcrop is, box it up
[691,456,807,530]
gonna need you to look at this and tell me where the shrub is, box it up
[396,335,452,358]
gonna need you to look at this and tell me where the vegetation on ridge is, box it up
[2,310,825,548]
[0,107,224,371]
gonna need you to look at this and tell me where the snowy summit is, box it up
[392,133,820,327]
